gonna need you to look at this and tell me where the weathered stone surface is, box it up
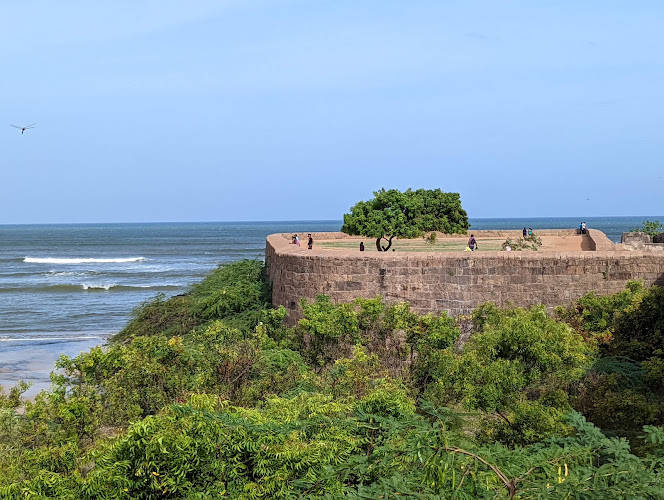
[622,232,652,248]
[266,232,664,325]
[587,230,614,251]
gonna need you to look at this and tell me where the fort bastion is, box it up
[265,230,664,324]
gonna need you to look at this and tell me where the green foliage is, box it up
[4,259,664,497]
[555,280,643,338]
[570,361,662,443]
[191,259,271,329]
[558,282,664,443]
[0,260,305,493]
[50,320,310,426]
[329,345,385,399]
[113,293,195,342]
[631,219,663,238]
[431,304,595,446]
[5,401,664,499]
[296,295,361,369]
[114,259,269,342]
[0,381,30,409]
[341,188,469,251]
[295,295,460,378]
[78,393,367,498]
[557,281,664,361]
[611,285,664,360]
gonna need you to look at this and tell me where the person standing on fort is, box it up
[360,242,365,251]
[581,222,587,234]
[467,234,477,251]
[307,233,313,249]
[294,234,300,246]
[523,227,527,238]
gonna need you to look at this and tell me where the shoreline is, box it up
[0,336,109,398]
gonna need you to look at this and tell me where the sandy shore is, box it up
[0,337,105,399]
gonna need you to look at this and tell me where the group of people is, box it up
[292,224,586,254]
[291,234,314,250]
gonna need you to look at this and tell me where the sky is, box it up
[1,1,663,223]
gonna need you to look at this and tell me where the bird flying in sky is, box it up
[10,123,36,134]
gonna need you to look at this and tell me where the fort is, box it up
[265,229,664,324]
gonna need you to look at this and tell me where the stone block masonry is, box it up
[266,232,664,325]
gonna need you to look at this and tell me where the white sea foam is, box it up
[81,283,117,291]
[0,332,110,342]
[49,271,92,277]
[0,336,98,342]
[24,257,146,264]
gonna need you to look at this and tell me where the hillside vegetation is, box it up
[1,260,663,498]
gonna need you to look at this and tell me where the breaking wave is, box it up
[0,284,181,293]
[0,333,110,343]
[24,257,146,264]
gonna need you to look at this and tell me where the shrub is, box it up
[430,304,595,446]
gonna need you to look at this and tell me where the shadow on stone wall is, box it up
[656,272,664,287]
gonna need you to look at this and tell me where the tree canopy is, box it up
[341,188,470,251]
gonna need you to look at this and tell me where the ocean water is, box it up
[0,217,661,394]
[0,221,340,393]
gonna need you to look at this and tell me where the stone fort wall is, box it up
[265,231,664,324]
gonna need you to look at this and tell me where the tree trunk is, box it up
[381,236,394,252]
[375,238,383,251]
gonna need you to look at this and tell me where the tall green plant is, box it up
[431,304,595,445]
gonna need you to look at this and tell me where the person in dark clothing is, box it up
[467,234,477,251]
[360,242,365,251]
[307,233,313,249]
[523,227,527,238]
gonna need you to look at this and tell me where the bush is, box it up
[430,304,595,446]
[556,282,664,361]
[502,233,543,251]
[295,295,459,379]
[114,259,270,342]
[4,260,664,496]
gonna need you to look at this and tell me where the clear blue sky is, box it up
[2,1,662,223]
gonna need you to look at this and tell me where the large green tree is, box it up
[341,188,470,251]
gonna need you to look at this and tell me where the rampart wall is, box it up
[266,232,664,324]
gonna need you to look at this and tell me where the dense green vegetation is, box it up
[1,261,664,498]
[341,188,470,251]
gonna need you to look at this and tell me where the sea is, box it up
[1,216,661,395]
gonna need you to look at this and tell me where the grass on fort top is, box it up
[317,233,589,252]
[318,237,505,252]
